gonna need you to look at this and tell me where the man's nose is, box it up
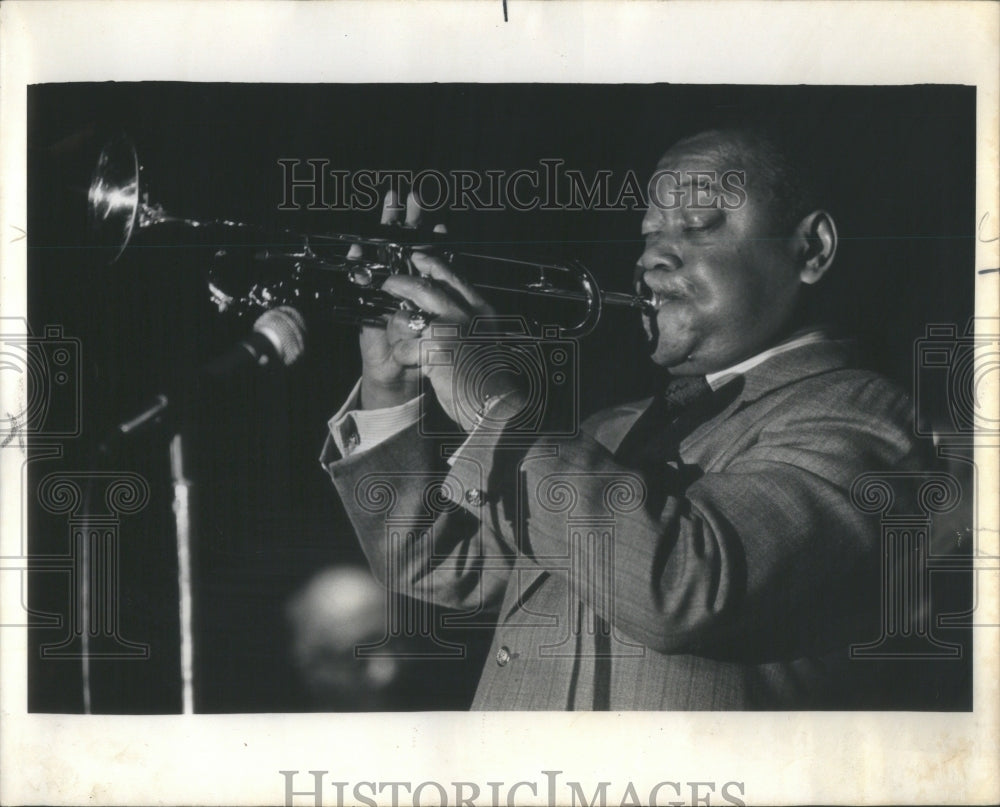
[634,241,681,290]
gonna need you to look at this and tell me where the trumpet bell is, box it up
[87,134,141,263]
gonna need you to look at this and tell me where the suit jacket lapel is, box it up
[683,338,855,448]
[584,397,654,455]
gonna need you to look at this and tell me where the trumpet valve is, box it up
[348,266,375,287]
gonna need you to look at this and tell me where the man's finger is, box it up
[390,328,421,367]
[404,190,424,229]
[382,274,468,320]
[411,251,489,310]
[381,189,405,226]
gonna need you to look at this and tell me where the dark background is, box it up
[25,83,975,713]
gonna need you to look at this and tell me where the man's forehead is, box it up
[655,130,751,170]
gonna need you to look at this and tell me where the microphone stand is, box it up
[97,306,306,714]
[169,430,196,715]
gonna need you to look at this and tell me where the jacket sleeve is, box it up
[324,414,516,615]
[443,374,923,660]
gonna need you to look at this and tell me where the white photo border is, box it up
[1,2,997,805]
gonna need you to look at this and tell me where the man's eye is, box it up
[682,220,718,233]
[681,211,723,233]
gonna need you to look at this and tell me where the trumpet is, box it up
[88,135,655,337]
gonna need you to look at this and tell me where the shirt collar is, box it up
[704,329,830,390]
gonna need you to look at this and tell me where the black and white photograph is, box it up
[2,2,998,805]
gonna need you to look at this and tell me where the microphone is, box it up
[112,306,307,439]
[201,306,306,378]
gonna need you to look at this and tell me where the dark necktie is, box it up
[659,374,715,419]
[614,374,715,470]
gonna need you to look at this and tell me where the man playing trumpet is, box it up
[320,122,924,710]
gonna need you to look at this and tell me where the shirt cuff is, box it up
[327,378,424,458]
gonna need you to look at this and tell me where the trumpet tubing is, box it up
[88,136,654,338]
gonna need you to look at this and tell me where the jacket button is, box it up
[496,645,511,666]
[465,488,485,507]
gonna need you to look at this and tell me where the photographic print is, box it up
[2,2,997,805]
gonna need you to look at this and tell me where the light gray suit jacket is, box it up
[323,339,922,709]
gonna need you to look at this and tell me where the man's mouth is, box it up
[640,287,685,312]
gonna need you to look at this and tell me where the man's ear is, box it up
[793,209,838,284]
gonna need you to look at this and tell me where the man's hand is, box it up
[353,190,435,410]
[355,190,513,428]
[382,248,503,430]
